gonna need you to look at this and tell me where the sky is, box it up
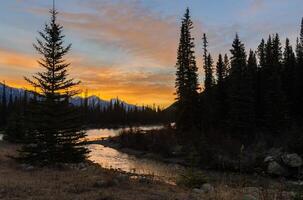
[0,0,303,107]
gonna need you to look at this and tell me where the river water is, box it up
[86,125,184,183]
[0,126,183,183]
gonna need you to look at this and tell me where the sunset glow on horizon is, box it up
[1,0,303,107]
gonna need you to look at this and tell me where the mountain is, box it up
[71,95,139,111]
[0,83,139,110]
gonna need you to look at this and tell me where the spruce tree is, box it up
[282,38,296,116]
[260,34,288,132]
[19,7,88,165]
[175,8,199,132]
[202,34,214,92]
[257,39,266,126]
[216,54,225,86]
[228,34,255,136]
[215,54,228,126]
[246,50,258,129]
[223,54,230,78]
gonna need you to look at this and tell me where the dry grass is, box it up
[0,142,297,200]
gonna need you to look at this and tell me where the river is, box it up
[0,126,183,183]
[86,125,184,183]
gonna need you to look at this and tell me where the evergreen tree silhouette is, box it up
[262,34,288,132]
[215,54,228,126]
[216,54,225,86]
[19,7,89,165]
[228,34,255,136]
[175,8,199,132]
[282,38,296,116]
[202,34,214,92]
[223,54,230,77]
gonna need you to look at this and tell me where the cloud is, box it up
[0,48,175,107]
[0,48,38,70]
[29,0,180,67]
[70,63,175,106]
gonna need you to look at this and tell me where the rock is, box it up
[264,156,274,163]
[192,188,204,194]
[21,164,34,171]
[243,194,257,200]
[281,153,303,168]
[200,183,214,193]
[267,161,287,176]
[288,180,303,186]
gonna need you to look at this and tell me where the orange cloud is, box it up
[0,48,38,70]
[0,50,175,107]
[71,64,175,107]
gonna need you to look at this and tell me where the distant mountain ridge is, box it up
[0,83,140,110]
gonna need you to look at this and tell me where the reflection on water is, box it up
[88,144,182,183]
[85,125,163,141]
[86,125,183,183]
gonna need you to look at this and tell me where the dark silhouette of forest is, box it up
[173,8,303,169]
[0,85,170,137]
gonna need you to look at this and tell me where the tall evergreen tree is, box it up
[262,34,288,132]
[228,34,255,136]
[175,8,199,132]
[202,34,214,92]
[215,54,228,126]
[246,50,258,132]
[216,54,225,86]
[256,39,266,125]
[223,54,230,78]
[282,38,296,115]
[19,7,89,165]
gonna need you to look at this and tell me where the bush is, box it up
[115,127,178,157]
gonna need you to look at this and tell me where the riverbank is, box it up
[0,141,193,200]
[0,141,301,200]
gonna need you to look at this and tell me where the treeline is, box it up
[80,97,171,126]
[175,9,303,155]
[0,84,33,142]
[0,84,171,142]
